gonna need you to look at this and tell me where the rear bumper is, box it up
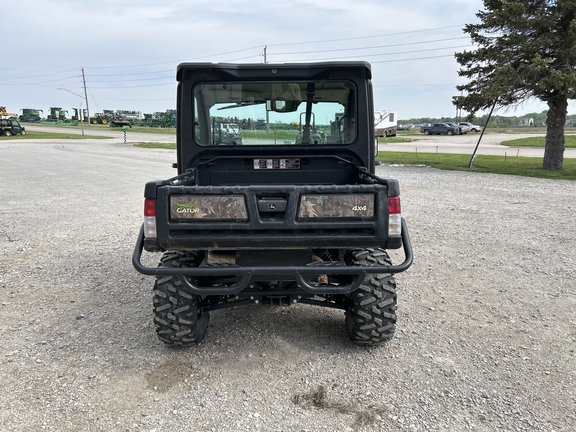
[132,219,413,295]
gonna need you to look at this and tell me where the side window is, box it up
[193,96,202,143]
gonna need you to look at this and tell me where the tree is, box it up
[455,0,576,170]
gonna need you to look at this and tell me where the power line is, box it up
[374,83,464,88]
[266,24,466,47]
[221,54,262,63]
[0,68,80,79]
[269,37,470,56]
[94,96,174,102]
[0,75,81,86]
[88,69,174,77]
[88,82,175,89]
[372,54,457,63]
[87,75,173,83]
[270,40,473,64]
[84,45,263,69]
[270,44,472,63]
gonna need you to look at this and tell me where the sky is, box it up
[1,0,566,121]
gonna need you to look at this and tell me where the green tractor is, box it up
[19,108,43,123]
[89,110,114,125]
[71,108,88,122]
[47,107,68,122]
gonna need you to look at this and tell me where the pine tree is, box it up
[455,0,576,170]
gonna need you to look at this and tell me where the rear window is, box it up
[193,81,356,146]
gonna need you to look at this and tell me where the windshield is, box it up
[193,81,356,146]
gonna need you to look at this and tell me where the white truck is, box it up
[374,110,397,138]
[458,121,483,132]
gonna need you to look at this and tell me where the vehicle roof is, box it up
[176,61,372,80]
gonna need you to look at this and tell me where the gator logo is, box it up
[176,202,200,214]
[171,195,248,220]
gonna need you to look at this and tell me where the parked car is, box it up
[446,122,468,134]
[458,121,483,132]
[0,119,26,136]
[458,124,471,134]
[419,123,431,133]
[420,123,459,135]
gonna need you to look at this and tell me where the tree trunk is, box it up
[543,98,567,170]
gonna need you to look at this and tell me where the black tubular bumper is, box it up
[132,219,413,295]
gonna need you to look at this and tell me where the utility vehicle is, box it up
[133,62,413,346]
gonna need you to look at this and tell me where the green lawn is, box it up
[502,135,576,148]
[23,122,176,135]
[0,131,111,140]
[135,142,176,149]
[378,136,416,143]
[378,151,576,180]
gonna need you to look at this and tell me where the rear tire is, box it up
[345,248,397,345]
[424,130,429,135]
[4,131,12,137]
[153,251,209,346]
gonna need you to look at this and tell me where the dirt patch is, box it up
[145,355,195,393]
[293,385,393,428]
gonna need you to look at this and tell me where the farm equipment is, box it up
[45,107,68,122]
[116,110,141,121]
[71,108,88,122]
[141,109,176,127]
[110,118,132,128]
[210,119,242,145]
[109,110,140,128]
[0,106,19,118]
[89,110,114,125]
[19,108,43,123]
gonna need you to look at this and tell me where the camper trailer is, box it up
[374,110,397,138]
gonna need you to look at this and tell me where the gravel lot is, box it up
[1,139,575,431]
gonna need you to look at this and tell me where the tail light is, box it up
[144,199,157,238]
[388,196,402,237]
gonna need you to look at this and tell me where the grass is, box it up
[378,151,576,180]
[0,131,111,140]
[378,136,415,143]
[134,142,176,149]
[124,126,176,135]
[24,122,176,135]
[502,135,576,148]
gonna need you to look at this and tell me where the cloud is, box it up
[0,0,552,118]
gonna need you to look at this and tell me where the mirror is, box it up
[266,100,286,112]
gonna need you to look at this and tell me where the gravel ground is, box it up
[1,140,575,431]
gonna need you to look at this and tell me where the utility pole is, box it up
[82,68,90,126]
[263,46,267,64]
[468,98,498,168]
